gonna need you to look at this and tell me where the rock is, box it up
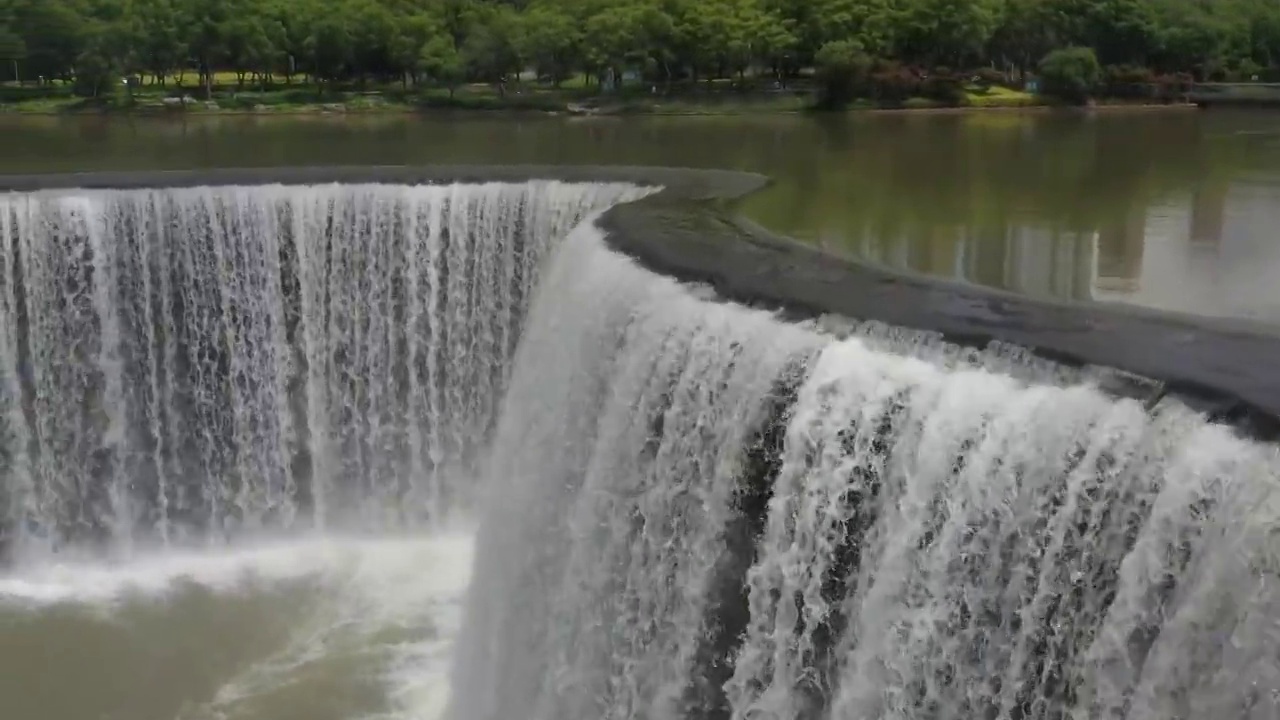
[322,103,345,112]
[204,101,219,110]
[161,97,183,108]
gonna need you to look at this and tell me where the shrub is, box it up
[869,61,920,105]
[1038,47,1102,104]
[1102,64,1155,99]
[813,40,874,109]
[968,92,1041,108]
[971,67,1007,90]
[1203,60,1229,82]
[1153,72,1193,102]
[1104,64,1154,84]
[1235,58,1263,82]
[921,67,967,105]
[902,96,940,109]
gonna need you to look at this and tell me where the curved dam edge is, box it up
[601,197,1280,439]
[4,164,1279,437]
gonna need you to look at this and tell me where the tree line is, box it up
[2,0,1279,101]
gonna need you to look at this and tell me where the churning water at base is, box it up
[5,177,1280,720]
[0,532,473,720]
[455,222,1280,720]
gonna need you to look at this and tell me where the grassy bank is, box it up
[0,76,1193,116]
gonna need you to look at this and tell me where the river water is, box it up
[0,533,473,720]
[2,110,1280,720]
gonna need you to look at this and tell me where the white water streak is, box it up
[0,181,647,553]
[457,223,1280,720]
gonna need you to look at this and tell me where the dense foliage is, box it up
[1,0,1278,101]
[1039,46,1103,103]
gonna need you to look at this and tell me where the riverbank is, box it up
[0,82,1200,117]
[859,100,1201,116]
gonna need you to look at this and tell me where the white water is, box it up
[456,222,1280,720]
[0,532,473,720]
[0,180,647,720]
[4,178,1280,720]
[0,180,647,554]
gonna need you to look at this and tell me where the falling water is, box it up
[454,222,1280,720]
[0,180,648,557]
[4,176,1280,719]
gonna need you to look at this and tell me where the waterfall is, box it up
[454,222,1280,720]
[0,180,648,557]
[4,173,1279,718]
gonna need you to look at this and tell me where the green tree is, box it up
[303,11,353,90]
[226,14,283,89]
[754,10,798,83]
[272,0,311,84]
[582,1,671,87]
[1080,0,1158,66]
[347,0,396,85]
[73,17,138,99]
[134,0,185,85]
[814,38,872,108]
[419,32,464,96]
[389,12,436,87]
[896,0,1002,67]
[10,0,86,83]
[0,23,25,82]
[3,0,1280,108]
[183,0,236,98]
[988,0,1055,80]
[1039,45,1102,103]
[775,0,895,64]
[461,4,521,94]
[1242,0,1280,70]
[519,2,581,85]
[1150,0,1246,78]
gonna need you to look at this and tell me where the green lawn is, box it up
[964,84,1042,107]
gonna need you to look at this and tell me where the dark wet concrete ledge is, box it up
[4,164,1279,438]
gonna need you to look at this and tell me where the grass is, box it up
[902,96,944,109]
[2,95,85,113]
[0,76,1188,116]
[65,85,798,116]
[614,92,809,115]
[0,69,820,116]
[963,84,1043,108]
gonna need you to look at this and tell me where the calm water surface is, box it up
[3,110,1280,321]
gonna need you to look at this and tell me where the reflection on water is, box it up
[3,110,1280,321]
[1093,184,1280,321]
